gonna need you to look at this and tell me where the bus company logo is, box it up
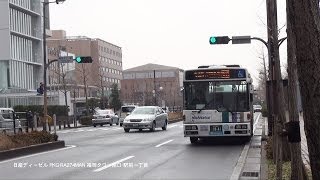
[191,115,211,121]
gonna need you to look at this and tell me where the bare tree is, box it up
[49,62,71,128]
[288,0,320,179]
[94,66,106,109]
[77,64,90,116]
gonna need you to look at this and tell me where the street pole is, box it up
[42,1,48,132]
[153,70,156,106]
[42,0,66,132]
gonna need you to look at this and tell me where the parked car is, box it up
[92,109,119,127]
[123,106,168,132]
[253,105,262,113]
[119,105,137,126]
[0,108,22,133]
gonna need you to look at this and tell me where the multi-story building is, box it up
[121,63,184,110]
[0,0,43,91]
[47,30,123,98]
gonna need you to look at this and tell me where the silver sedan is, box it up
[123,106,168,132]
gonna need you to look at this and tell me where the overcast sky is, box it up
[50,0,287,85]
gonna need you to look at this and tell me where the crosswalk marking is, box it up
[57,126,123,134]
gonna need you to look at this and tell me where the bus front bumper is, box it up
[183,123,251,137]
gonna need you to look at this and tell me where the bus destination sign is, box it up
[185,69,246,80]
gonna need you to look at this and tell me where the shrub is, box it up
[80,116,93,125]
[262,104,268,117]
[0,134,16,151]
[0,131,58,151]
[13,105,68,116]
[265,136,273,159]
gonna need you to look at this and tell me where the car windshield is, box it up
[121,106,135,112]
[254,105,262,109]
[184,81,249,112]
[0,110,13,119]
[131,107,155,115]
[95,110,112,115]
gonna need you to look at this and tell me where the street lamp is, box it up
[42,0,66,131]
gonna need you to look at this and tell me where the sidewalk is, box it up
[299,114,310,170]
[239,114,264,180]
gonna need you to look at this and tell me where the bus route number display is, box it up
[186,69,246,80]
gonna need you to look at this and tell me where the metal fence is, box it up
[0,95,60,108]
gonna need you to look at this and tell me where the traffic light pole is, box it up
[42,0,65,132]
[42,1,48,132]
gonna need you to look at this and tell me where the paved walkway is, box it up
[299,114,310,170]
[239,114,264,180]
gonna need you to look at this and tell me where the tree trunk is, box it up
[289,0,320,179]
[82,64,89,116]
[267,0,291,178]
[286,1,304,179]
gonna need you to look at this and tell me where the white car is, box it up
[253,105,262,113]
[123,106,168,132]
[119,105,137,127]
[0,108,22,133]
[92,109,119,127]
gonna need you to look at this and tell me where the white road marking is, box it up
[230,143,250,180]
[93,156,135,172]
[73,129,85,133]
[0,145,77,164]
[155,139,174,147]
[87,129,96,132]
[98,128,110,131]
[58,130,73,134]
[168,125,177,129]
[111,127,122,130]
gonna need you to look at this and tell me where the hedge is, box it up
[14,105,68,116]
[80,116,93,126]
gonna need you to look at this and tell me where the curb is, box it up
[0,140,65,161]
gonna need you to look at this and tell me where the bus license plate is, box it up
[209,125,223,135]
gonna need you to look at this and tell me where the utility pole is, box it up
[153,70,156,106]
[42,1,48,132]
[266,0,289,179]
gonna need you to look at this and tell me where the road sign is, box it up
[59,56,74,63]
[231,36,251,44]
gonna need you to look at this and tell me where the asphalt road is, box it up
[0,114,260,180]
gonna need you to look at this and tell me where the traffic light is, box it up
[75,56,93,63]
[209,36,230,45]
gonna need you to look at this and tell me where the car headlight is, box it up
[124,119,129,122]
[143,118,153,122]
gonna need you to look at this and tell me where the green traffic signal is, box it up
[74,56,93,63]
[209,36,230,45]
[75,57,82,63]
[209,37,217,44]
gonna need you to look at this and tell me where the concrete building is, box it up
[47,30,123,98]
[121,63,184,110]
[0,0,43,91]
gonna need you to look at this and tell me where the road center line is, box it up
[93,156,135,172]
[155,139,174,147]
[0,145,77,164]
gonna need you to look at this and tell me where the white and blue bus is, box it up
[183,65,254,143]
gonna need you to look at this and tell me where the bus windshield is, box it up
[184,81,249,112]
